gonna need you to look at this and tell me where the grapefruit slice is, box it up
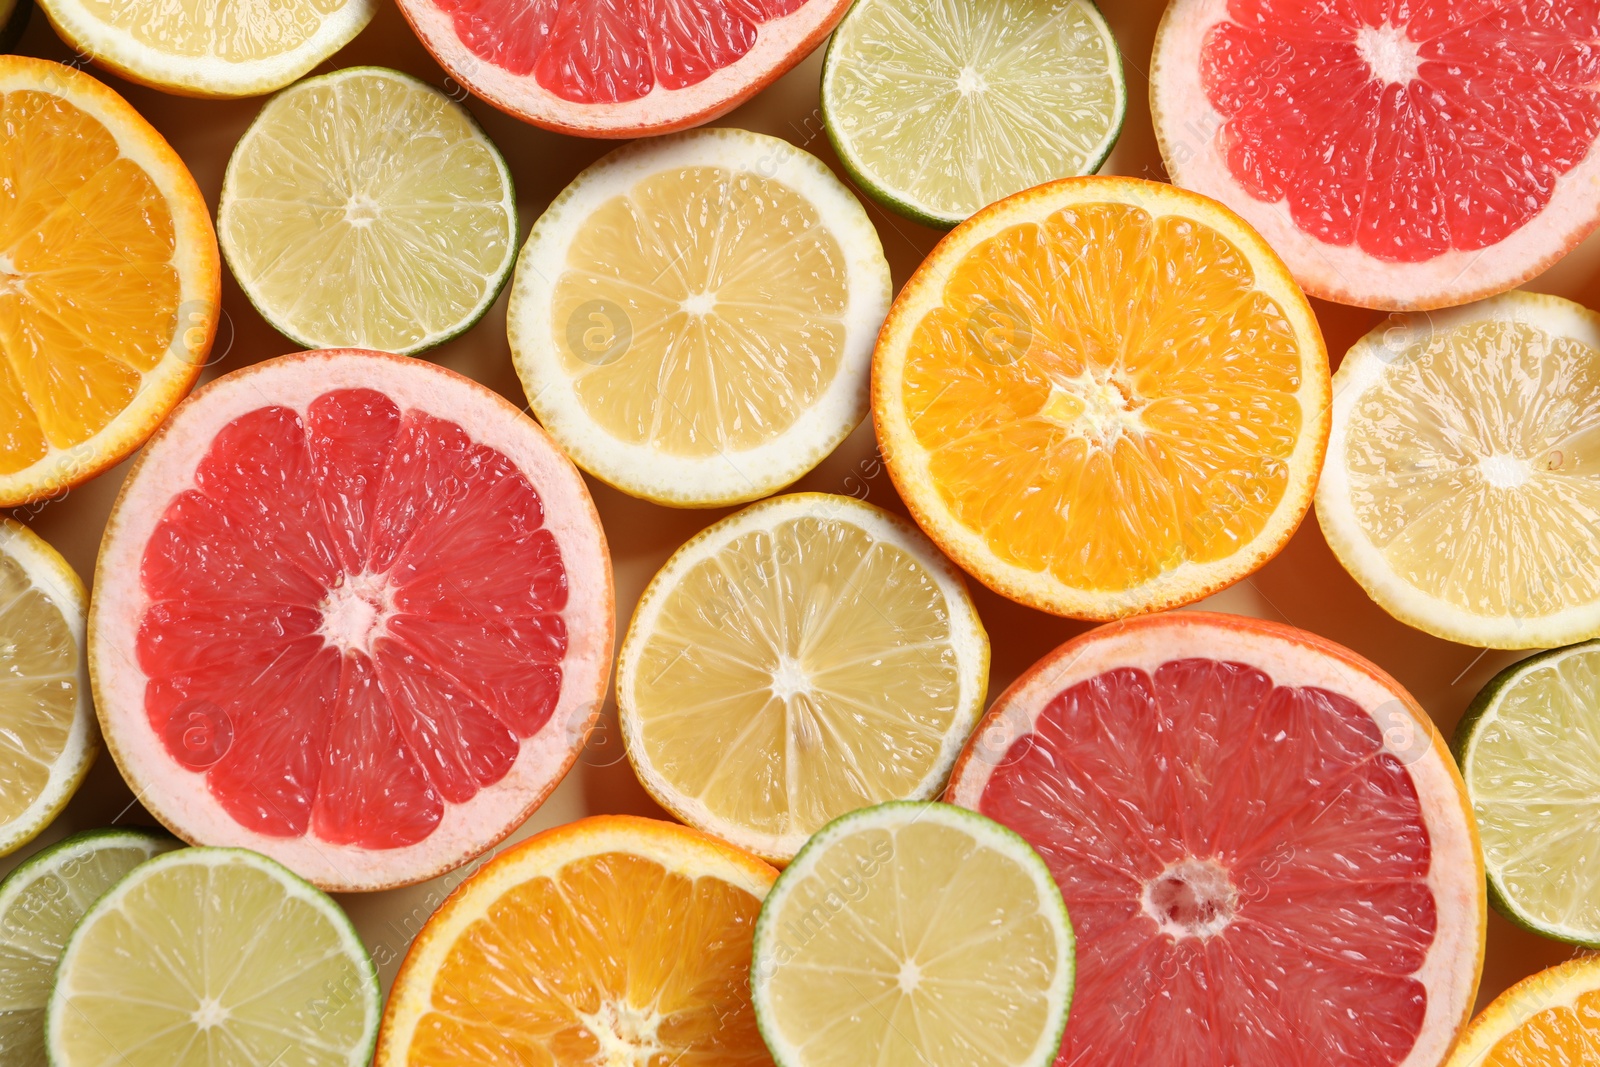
[872,176,1328,619]
[1152,0,1600,311]
[89,349,613,892]
[393,0,852,137]
[946,612,1485,1067]
[377,815,777,1067]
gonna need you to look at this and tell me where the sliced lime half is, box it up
[1455,639,1600,946]
[47,847,380,1067]
[821,0,1125,228]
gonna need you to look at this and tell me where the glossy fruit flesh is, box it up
[1343,318,1600,619]
[902,201,1303,590]
[1476,986,1600,1064]
[432,0,810,104]
[0,89,181,473]
[552,164,848,458]
[0,550,80,837]
[67,0,345,61]
[976,657,1436,1064]
[404,848,769,1064]
[136,387,568,850]
[1200,0,1600,264]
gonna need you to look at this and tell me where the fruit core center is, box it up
[0,253,18,294]
[319,572,393,655]
[191,997,231,1029]
[1143,857,1237,940]
[896,959,923,994]
[344,195,381,226]
[1355,22,1423,85]
[1478,452,1532,489]
[956,67,987,94]
[681,292,717,316]
[576,999,664,1064]
[770,655,812,701]
[1047,372,1142,441]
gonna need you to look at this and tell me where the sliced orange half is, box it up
[873,177,1329,619]
[0,57,219,506]
[1447,956,1600,1066]
[377,815,777,1067]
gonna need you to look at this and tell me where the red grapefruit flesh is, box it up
[395,0,851,136]
[1151,0,1600,310]
[946,612,1484,1067]
[90,350,613,892]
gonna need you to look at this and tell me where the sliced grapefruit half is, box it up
[89,349,613,892]
[946,611,1485,1067]
[394,0,852,137]
[1152,0,1600,311]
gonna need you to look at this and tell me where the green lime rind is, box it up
[219,65,518,359]
[1453,639,1600,949]
[820,0,1126,230]
[0,828,179,1067]
[0,0,30,54]
[749,800,1075,1067]
[44,846,381,1067]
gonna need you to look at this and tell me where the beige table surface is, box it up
[5,0,1597,1015]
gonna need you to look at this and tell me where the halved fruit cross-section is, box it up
[946,612,1486,1067]
[90,350,614,892]
[394,0,853,136]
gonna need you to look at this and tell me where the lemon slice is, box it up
[750,802,1074,1067]
[1317,291,1600,648]
[617,493,989,862]
[0,828,178,1065]
[1454,639,1600,946]
[47,847,379,1067]
[36,0,375,97]
[219,67,517,356]
[508,128,892,507]
[822,0,1125,227]
[0,520,93,859]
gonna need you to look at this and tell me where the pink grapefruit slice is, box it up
[89,350,613,892]
[394,0,852,137]
[1151,0,1600,310]
[946,611,1485,1067]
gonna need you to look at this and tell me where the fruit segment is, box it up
[136,388,569,850]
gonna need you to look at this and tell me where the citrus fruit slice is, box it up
[377,814,777,1067]
[89,349,614,891]
[1152,0,1600,311]
[0,57,219,507]
[1454,639,1600,947]
[0,0,29,53]
[36,0,376,97]
[750,801,1074,1067]
[1316,291,1600,650]
[509,128,891,508]
[617,493,989,862]
[821,0,1125,228]
[945,612,1485,1067]
[219,67,517,357]
[0,519,95,859]
[873,176,1329,619]
[394,0,851,137]
[0,827,178,1065]
[1446,956,1600,1067]
[47,846,380,1067]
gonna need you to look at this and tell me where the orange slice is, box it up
[1447,956,1600,1066]
[872,176,1329,619]
[0,57,219,506]
[377,815,777,1067]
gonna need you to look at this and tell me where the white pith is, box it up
[89,351,614,892]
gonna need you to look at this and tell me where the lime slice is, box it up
[0,828,178,1064]
[219,66,517,356]
[34,0,374,97]
[1455,639,1600,947]
[1317,291,1600,648]
[750,802,1073,1067]
[618,494,989,862]
[47,847,380,1066]
[821,0,1125,228]
[0,519,95,859]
